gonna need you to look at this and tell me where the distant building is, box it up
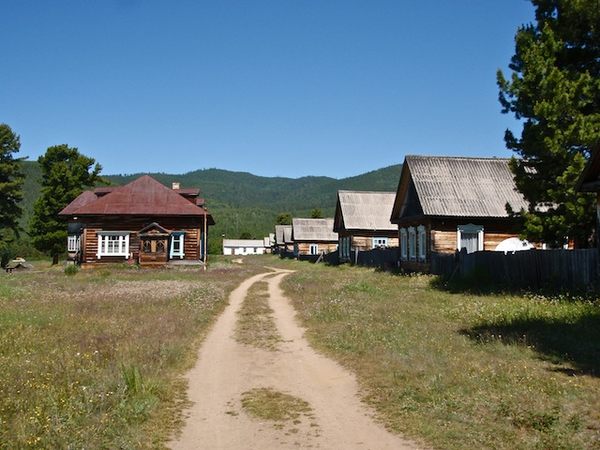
[390,155,530,271]
[292,218,338,257]
[333,190,399,263]
[223,239,268,255]
[274,225,293,254]
[59,176,214,267]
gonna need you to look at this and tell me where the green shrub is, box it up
[64,264,79,276]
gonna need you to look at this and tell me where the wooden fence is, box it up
[431,249,599,290]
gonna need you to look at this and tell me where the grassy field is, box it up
[0,258,262,448]
[275,259,600,449]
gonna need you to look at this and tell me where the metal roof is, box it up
[403,155,528,218]
[275,225,293,244]
[335,190,397,231]
[59,191,99,215]
[292,218,338,242]
[223,239,266,247]
[59,175,214,221]
[275,225,287,244]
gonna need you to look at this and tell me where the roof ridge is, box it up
[338,190,396,194]
[406,154,512,161]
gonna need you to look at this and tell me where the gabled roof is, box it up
[284,225,293,243]
[275,225,293,244]
[391,155,528,220]
[139,222,171,235]
[59,175,214,222]
[292,218,338,242]
[334,190,397,232]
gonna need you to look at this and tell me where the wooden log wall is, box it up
[78,216,205,264]
[296,241,338,255]
[351,235,399,252]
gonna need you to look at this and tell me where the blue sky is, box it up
[1,1,534,178]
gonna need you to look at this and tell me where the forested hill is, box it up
[18,161,402,253]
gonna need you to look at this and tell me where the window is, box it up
[372,237,388,249]
[67,235,80,252]
[400,228,407,261]
[170,233,185,259]
[408,227,416,260]
[309,244,319,255]
[97,232,130,258]
[417,225,426,261]
[457,224,484,254]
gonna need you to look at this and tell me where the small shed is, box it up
[292,218,338,256]
[333,190,399,262]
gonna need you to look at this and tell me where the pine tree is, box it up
[276,213,292,225]
[0,124,25,235]
[497,0,600,247]
[29,145,102,264]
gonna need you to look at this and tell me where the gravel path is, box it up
[170,269,419,450]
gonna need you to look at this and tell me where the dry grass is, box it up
[272,257,600,450]
[235,281,282,351]
[0,261,262,448]
[241,388,314,423]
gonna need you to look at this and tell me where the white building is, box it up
[223,239,268,255]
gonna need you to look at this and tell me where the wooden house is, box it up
[292,218,338,257]
[333,190,399,262]
[59,175,214,267]
[390,155,529,271]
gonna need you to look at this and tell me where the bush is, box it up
[64,264,79,276]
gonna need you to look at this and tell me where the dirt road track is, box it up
[170,269,420,450]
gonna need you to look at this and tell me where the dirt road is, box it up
[170,269,419,450]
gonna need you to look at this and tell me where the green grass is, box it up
[235,281,282,351]
[275,259,600,450]
[0,262,262,448]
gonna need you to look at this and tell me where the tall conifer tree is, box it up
[497,0,600,247]
[29,145,102,264]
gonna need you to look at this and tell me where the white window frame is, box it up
[417,225,426,262]
[67,235,80,252]
[97,232,130,258]
[170,233,185,259]
[372,237,389,249]
[309,244,319,255]
[400,228,407,261]
[408,227,416,261]
[457,224,484,253]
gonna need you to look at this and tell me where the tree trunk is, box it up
[52,253,59,265]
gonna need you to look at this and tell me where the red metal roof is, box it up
[59,175,213,219]
[59,191,99,215]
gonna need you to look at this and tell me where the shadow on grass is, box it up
[429,266,600,298]
[461,311,600,377]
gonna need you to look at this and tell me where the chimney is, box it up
[172,182,180,190]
